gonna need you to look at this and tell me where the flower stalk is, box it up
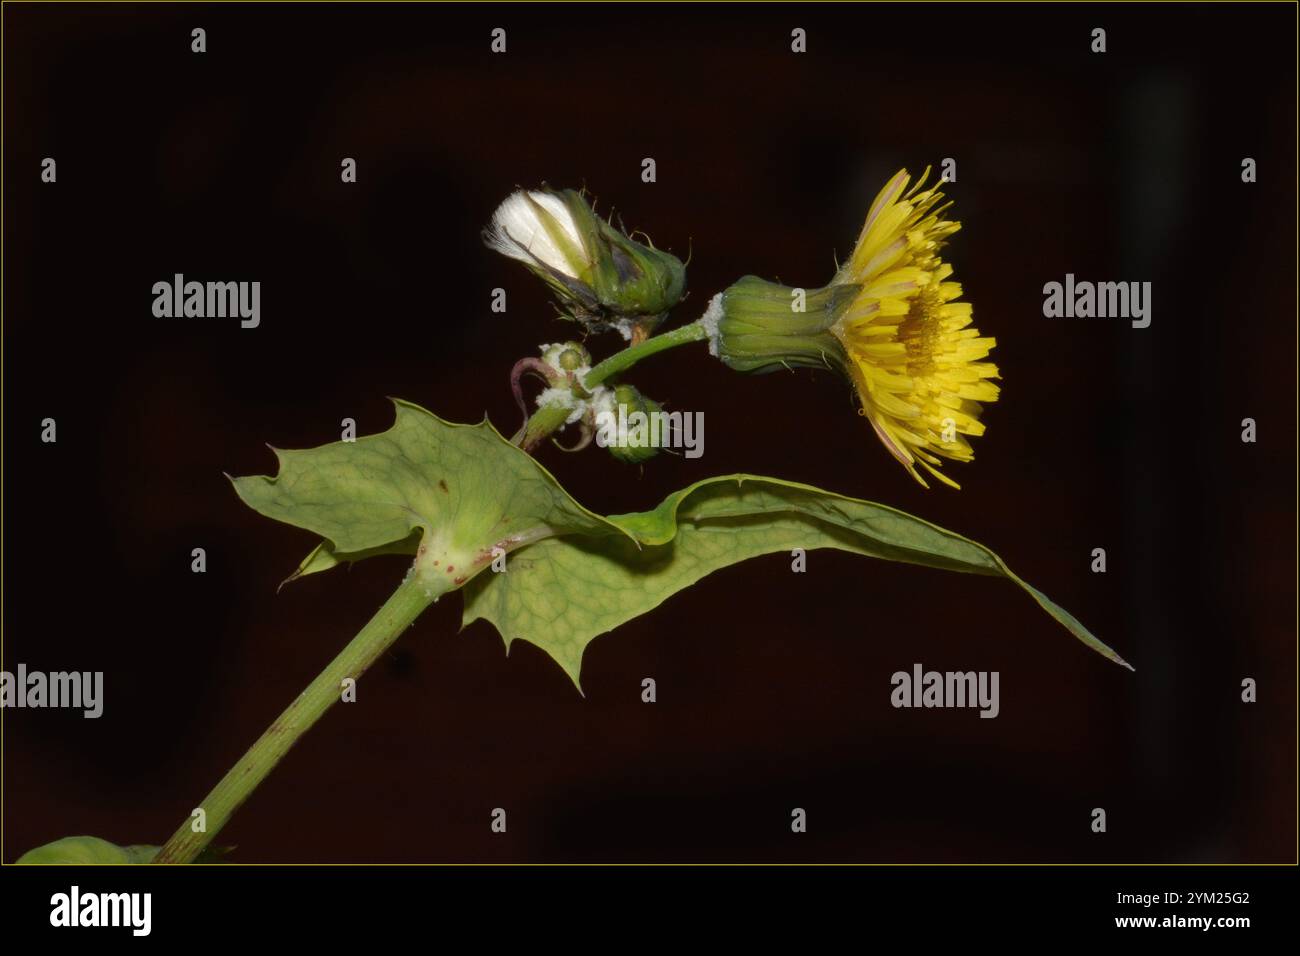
[152,546,454,864]
[513,319,709,452]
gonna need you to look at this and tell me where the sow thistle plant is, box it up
[18,169,1129,866]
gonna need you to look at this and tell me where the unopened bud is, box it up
[485,187,686,334]
[593,383,663,464]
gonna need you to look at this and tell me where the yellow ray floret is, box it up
[829,168,1000,489]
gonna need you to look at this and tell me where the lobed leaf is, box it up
[15,836,160,865]
[232,400,628,590]
[233,402,1128,691]
[463,475,1131,689]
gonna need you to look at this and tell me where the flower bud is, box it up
[485,187,686,335]
[539,341,592,378]
[593,383,663,464]
[557,347,586,372]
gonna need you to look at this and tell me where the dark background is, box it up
[3,2,1295,864]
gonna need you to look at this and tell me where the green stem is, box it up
[516,318,710,451]
[585,319,709,386]
[152,559,448,864]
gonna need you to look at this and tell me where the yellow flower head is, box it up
[828,168,999,488]
[712,166,1000,488]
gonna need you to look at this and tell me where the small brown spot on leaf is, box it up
[439,480,449,493]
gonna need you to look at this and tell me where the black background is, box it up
[3,2,1295,865]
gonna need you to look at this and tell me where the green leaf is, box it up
[232,400,629,591]
[16,837,234,864]
[462,475,1131,689]
[284,531,422,587]
[16,836,161,864]
[238,403,1126,690]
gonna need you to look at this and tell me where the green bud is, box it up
[539,341,591,375]
[602,384,662,464]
